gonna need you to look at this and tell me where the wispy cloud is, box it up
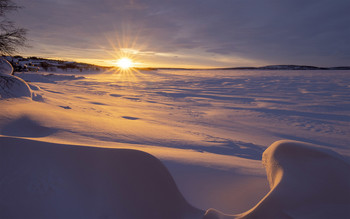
[11,0,350,67]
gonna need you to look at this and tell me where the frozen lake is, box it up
[1,69,350,215]
[78,69,350,156]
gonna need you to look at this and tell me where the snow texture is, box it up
[204,140,350,218]
[0,58,13,75]
[0,74,32,99]
[0,58,32,99]
[0,68,349,218]
[0,136,203,219]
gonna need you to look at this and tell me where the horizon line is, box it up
[3,55,350,70]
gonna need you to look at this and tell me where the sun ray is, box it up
[98,28,151,83]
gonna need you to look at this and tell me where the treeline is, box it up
[6,56,107,72]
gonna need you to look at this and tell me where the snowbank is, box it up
[0,136,203,219]
[0,68,349,218]
[0,58,32,99]
[204,140,350,219]
[0,58,13,75]
[0,74,32,99]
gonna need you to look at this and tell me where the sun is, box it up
[116,58,133,70]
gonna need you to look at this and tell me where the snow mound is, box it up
[0,116,58,137]
[0,58,13,75]
[0,74,32,99]
[0,136,203,219]
[0,58,31,99]
[204,140,350,219]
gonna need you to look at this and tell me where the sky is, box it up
[8,0,350,68]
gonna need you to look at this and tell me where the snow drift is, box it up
[0,68,349,218]
[2,136,349,219]
[0,58,32,99]
[0,74,32,99]
[0,116,58,137]
[204,140,350,219]
[0,58,13,75]
[0,136,203,219]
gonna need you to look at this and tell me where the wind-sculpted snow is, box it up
[0,58,13,75]
[0,74,32,99]
[0,69,349,213]
[0,116,58,137]
[0,136,203,219]
[204,140,350,219]
[0,58,32,99]
[15,72,85,83]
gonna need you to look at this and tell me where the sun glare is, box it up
[116,58,133,70]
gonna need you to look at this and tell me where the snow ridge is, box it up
[204,140,350,219]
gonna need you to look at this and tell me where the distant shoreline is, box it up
[156,65,350,71]
[3,56,350,71]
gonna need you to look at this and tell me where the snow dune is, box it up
[0,74,32,99]
[1,137,349,218]
[0,58,32,99]
[0,136,203,219]
[204,140,350,218]
[1,64,350,218]
[0,58,13,75]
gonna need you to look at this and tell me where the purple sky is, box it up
[9,0,350,67]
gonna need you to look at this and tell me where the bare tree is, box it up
[0,0,27,55]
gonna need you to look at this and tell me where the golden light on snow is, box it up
[116,58,133,70]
